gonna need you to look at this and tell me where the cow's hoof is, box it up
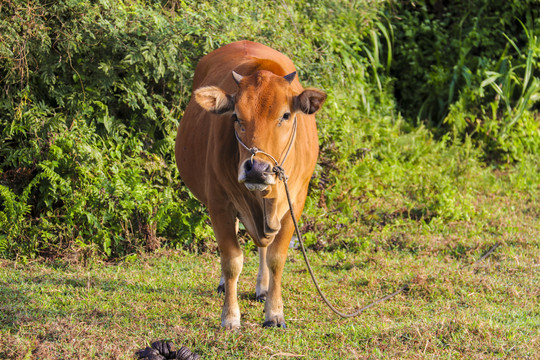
[217,284,225,294]
[262,320,287,329]
[255,292,267,303]
[222,321,241,330]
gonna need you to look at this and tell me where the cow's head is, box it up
[194,70,326,196]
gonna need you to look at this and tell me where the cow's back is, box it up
[193,41,299,91]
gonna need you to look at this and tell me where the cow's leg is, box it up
[220,250,243,329]
[256,246,269,302]
[210,209,243,329]
[216,218,240,295]
[263,216,295,328]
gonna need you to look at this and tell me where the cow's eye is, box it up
[278,112,291,127]
[233,114,245,132]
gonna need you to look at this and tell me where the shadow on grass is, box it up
[0,281,33,331]
[0,266,210,333]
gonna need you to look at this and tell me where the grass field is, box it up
[1,185,538,359]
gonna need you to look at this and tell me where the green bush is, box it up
[388,0,540,161]
[0,0,211,257]
[1,0,538,259]
[0,0,383,258]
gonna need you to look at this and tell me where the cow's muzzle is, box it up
[234,115,296,192]
[238,158,276,191]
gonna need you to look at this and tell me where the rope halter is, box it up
[234,116,297,183]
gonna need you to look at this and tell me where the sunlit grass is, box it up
[1,188,538,359]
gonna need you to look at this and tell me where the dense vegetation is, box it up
[391,0,540,161]
[1,0,539,259]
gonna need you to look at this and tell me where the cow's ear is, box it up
[194,86,235,114]
[294,88,326,115]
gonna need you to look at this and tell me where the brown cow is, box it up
[175,41,325,329]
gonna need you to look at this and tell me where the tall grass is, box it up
[445,19,540,161]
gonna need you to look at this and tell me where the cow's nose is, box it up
[238,159,276,191]
[243,159,272,183]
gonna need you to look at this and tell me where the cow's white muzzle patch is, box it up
[244,183,270,192]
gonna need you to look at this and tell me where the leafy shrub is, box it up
[0,0,211,258]
[388,0,540,161]
[1,0,538,259]
[0,0,384,258]
[445,20,540,161]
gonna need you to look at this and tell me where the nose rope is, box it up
[234,116,297,181]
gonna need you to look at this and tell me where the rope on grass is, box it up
[472,242,500,266]
[283,171,502,317]
[283,177,408,317]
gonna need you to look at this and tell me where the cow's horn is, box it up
[232,71,244,85]
[284,71,296,84]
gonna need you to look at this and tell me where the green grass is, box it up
[1,186,538,359]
